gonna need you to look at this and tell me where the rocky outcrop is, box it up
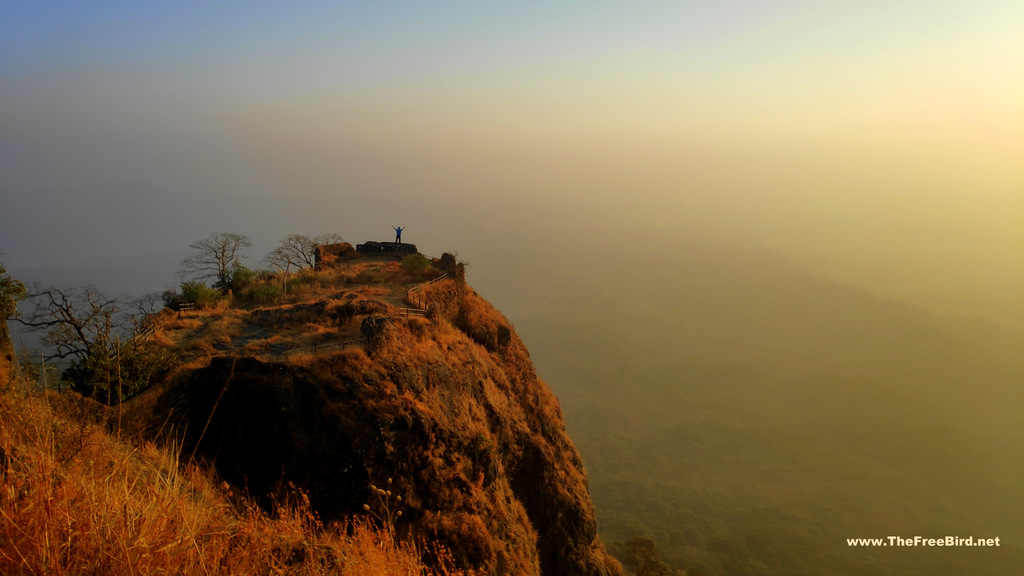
[355,241,418,255]
[132,277,620,575]
[313,242,356,269]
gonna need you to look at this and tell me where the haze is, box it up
[2,1,1020,329]
[4,3,1024,574]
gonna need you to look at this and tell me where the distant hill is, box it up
[511,241,1024,576]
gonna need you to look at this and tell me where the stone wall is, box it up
[355,241,418,256]
[314,242,356,270]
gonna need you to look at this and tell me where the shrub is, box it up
[245,284,281,304]
[62,340,177,404]
[231,264,257,292]
[180,281,223,309]
[161,288,180,310]
[401,253,431,276]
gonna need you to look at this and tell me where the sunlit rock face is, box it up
[131,275,621,576]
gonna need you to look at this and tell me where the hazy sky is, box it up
[2,1,1022,327]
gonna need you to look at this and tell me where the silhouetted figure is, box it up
[393,226,405,244]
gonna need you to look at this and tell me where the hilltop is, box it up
[107,249,622,575]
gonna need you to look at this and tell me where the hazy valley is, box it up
[512,233,1024,575]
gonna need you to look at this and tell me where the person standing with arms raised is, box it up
[393,226,405,244]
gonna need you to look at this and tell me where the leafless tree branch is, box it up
[264,233,344,272]
[179,232,252,292]
[18,285,130,362]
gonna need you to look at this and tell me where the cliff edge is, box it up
[126,259,621,575]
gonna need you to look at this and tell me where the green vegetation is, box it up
[401,253,431,276]
[615,537,673,576]
[17,285,179,404]
[60,338,177,403]
[229,264,256,292]
[242,283,281,304]
[164,281,223,310]
[180,280,223,308]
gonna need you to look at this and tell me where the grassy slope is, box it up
[0,356,471,575]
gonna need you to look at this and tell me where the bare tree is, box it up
[263,245,296,276]
[18,285,126,363]
[180,232,253,293]
[18,285,173,402]
[266,233,343,272]
[129,292,164,336]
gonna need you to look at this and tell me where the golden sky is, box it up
[2,1,1021,326]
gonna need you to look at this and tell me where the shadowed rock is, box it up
[356,241,418,255]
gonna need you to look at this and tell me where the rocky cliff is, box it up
[128,269,621,575]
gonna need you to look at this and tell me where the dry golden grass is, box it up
[0,380,472,576]
[163,313,246,355]
[304,323,336,337]
[203,314,244,340]
[164,317,203,330]
[187,298,233,317]
[351,285,389,299]
[313,266,364,290]
[401,391,434,417]
[75,255,620,575]
[149,330,176,348]
[281,352,318,366]
[184,340,219,357]
[322,297,348,312]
